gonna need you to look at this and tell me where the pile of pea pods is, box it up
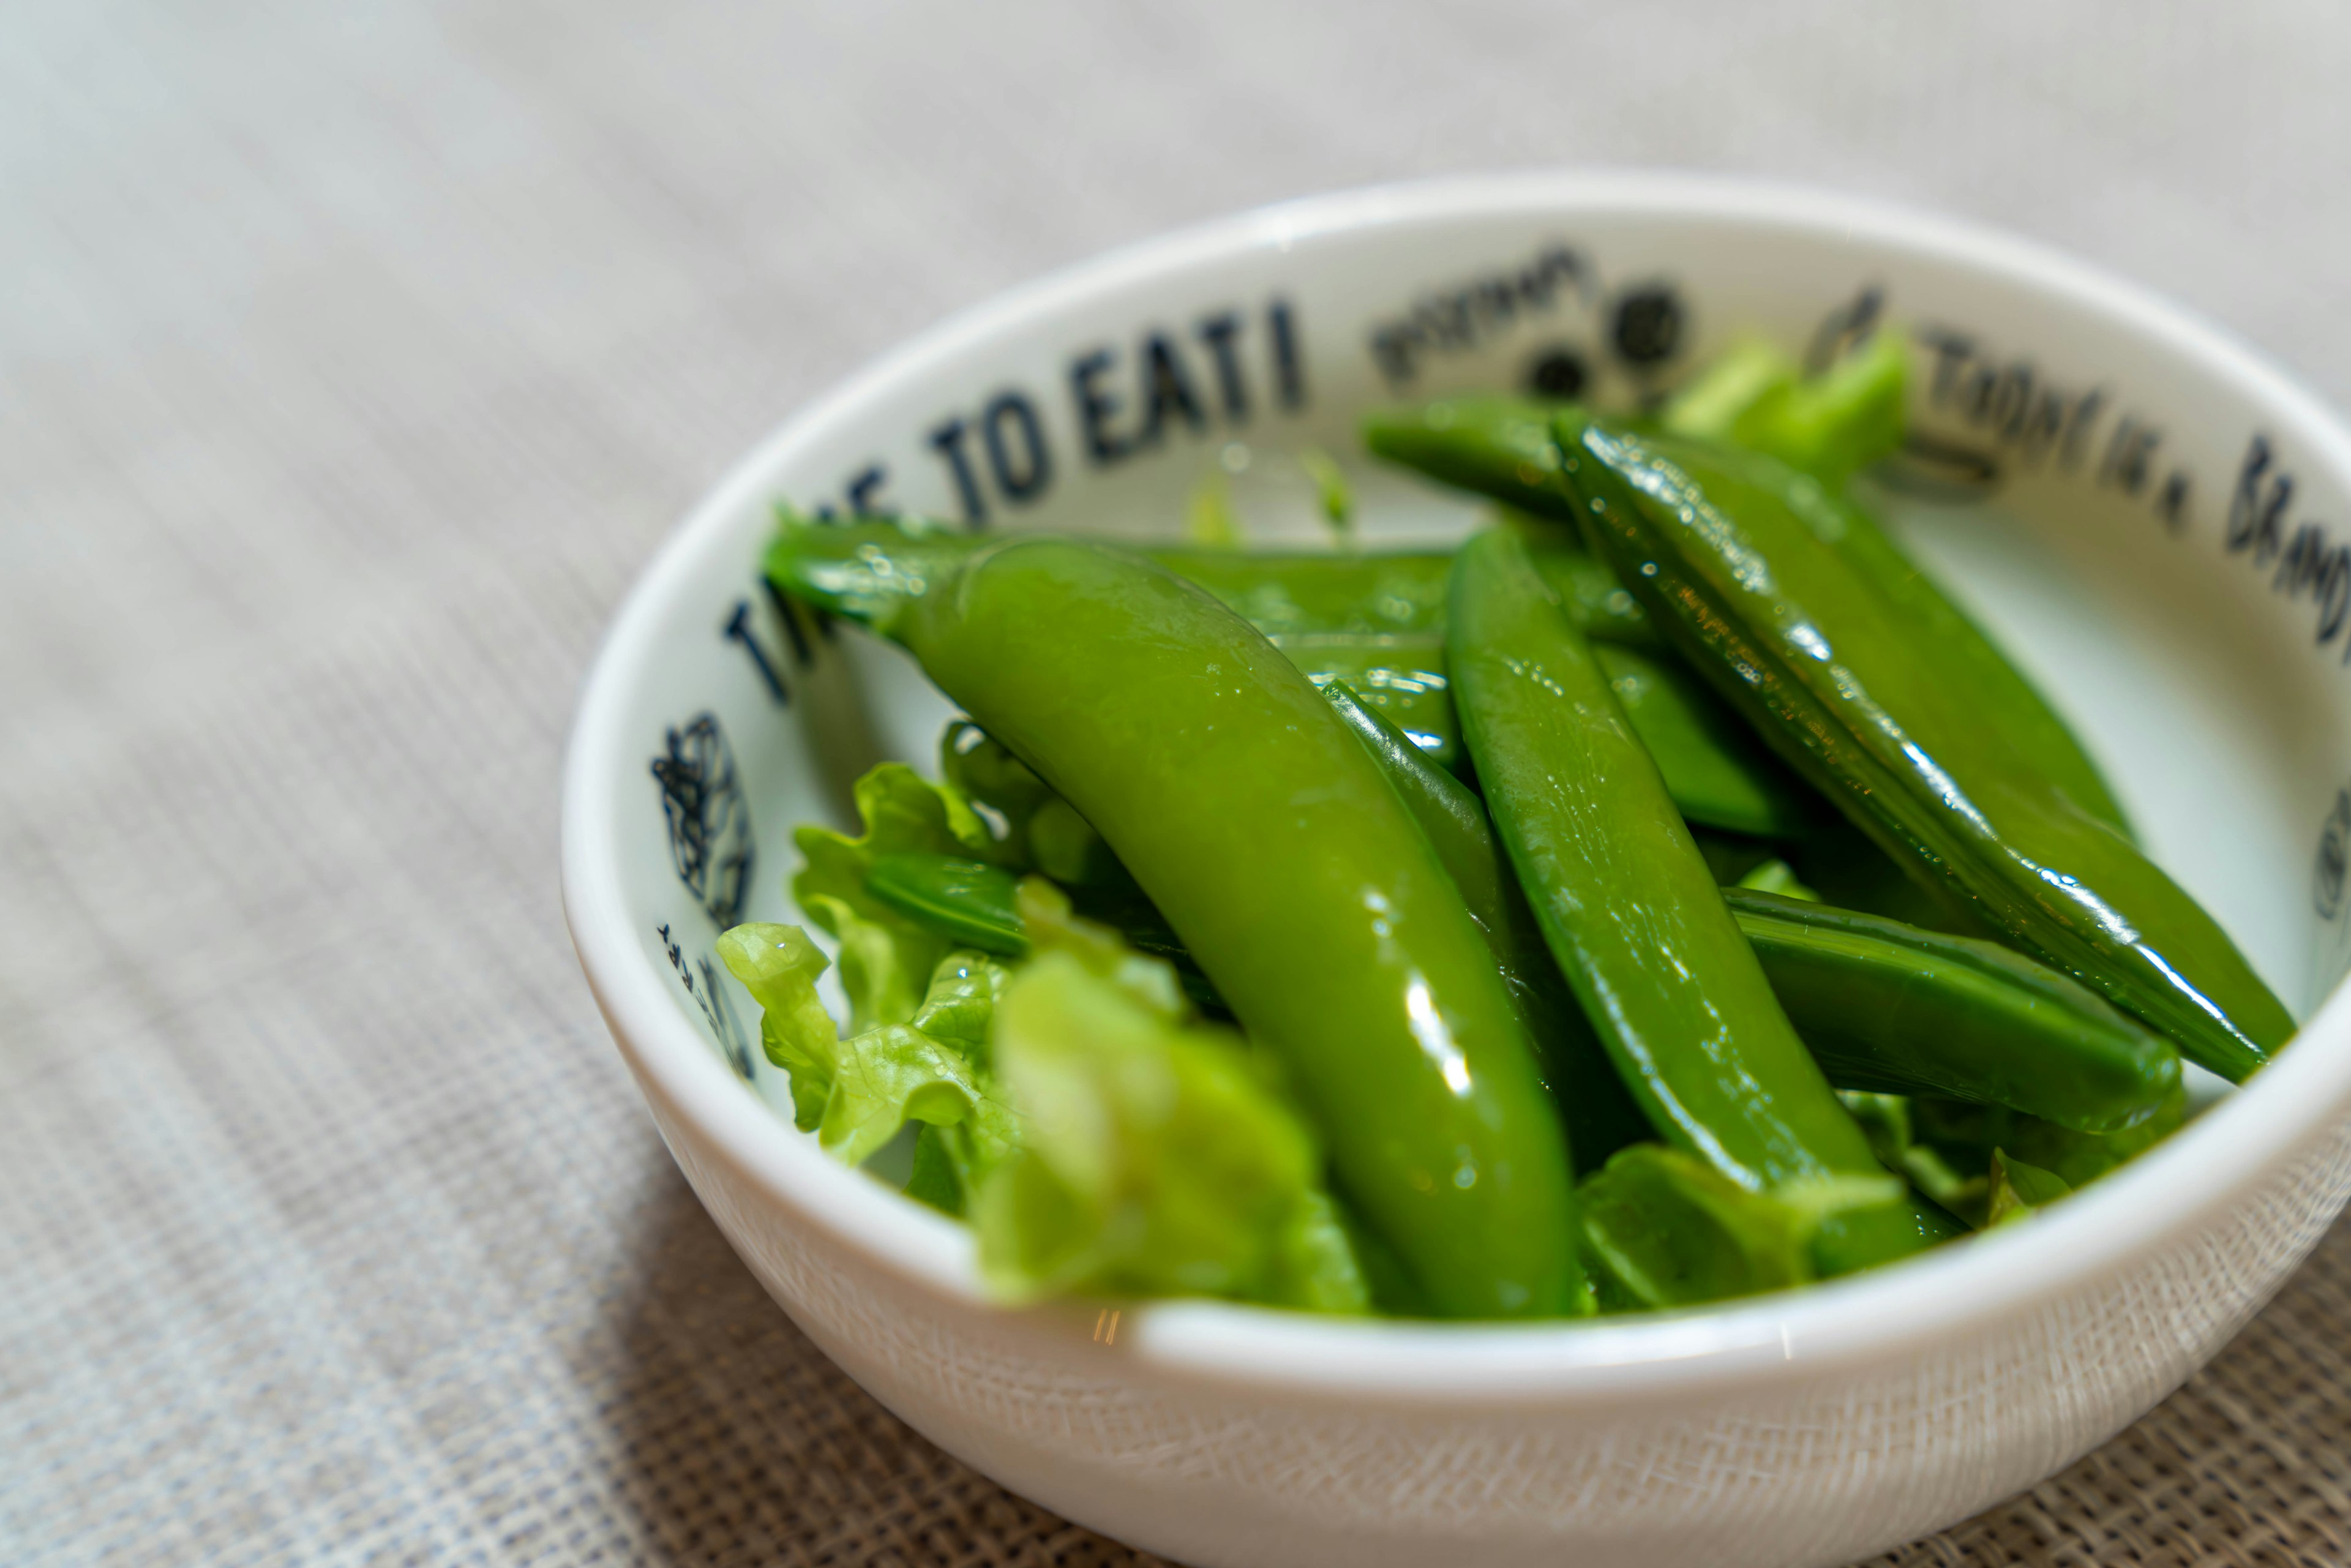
[725,334,2294,1321]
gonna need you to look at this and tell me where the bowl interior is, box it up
[569,175,2351,1375]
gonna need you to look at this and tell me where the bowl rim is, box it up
[563,169,2351,1405]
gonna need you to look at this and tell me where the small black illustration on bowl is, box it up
[652,711,754,928]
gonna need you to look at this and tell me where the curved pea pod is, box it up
[1148,547,1452,638]
[1656,339,2132,833]
[1281,634,1461,771]
[1168,539,1655,659]
[1447,525,1937,1273]
[864,850,1226,1013]
[770,515,1808,831]
[1562,423,2293,1081]
[884,536,1583,1319]
[1774,463,2132,841]
[1365,389,2131,842]
[769,516,1459,645]
[866,853,1029,958]
[1723,887,2181,1133]
[1363,396,1583,519]
[1322,681,1649,1174]
[1593,643,1815,839]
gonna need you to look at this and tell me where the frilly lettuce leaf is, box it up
[1578,1144,1901,1309]
[793,762,1011,1032]
[1011,877,1187,1018]
[713,922,838,1131]
[969,880,1368,1313]
[718,921,1018,1170]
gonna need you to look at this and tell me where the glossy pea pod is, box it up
[866,849,1226,1015]
[1559,423,2293,1081]
[1725,888,2181,1133]
[1363,396,2134,841]
[844,534,1583,1319]
[771,517,1810,833]
[1321,682,1651,1173]
[873,688,1652,1177]
[1447,526,1954,1269]
[1327,677,2168,1136]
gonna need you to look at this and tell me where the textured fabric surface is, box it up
[8,4,2351,1564]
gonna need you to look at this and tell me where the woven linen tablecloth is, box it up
[9,4,2351,1563]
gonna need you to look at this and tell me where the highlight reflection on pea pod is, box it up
[1321,681,1651,1175]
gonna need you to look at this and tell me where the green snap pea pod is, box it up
[1365,393,2133,842]
[1731,446,2132,840]
[1280,634,1461,772]
[770,518,1464,643]
[1147,547,1451,637]
[1363,396,1584,520]
[773,516,1811,831]
[866,853,1029,956]
[1322,681,1649,1173]
[859,535,1580,1319]
[1561,424,2293,1080]
[1167,538,1660,650]
[863,851,1224,1011]
[1723,888,2181,1133]
[1592,642,1816,839]
[1655,335,2130,833]
[1447,525,1938,1272]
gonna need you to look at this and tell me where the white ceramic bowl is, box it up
[562,174,2351,1568]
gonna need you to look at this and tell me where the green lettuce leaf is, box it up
[793,762,1010,1031]
[1579,1144,1902,1310]
[718,921,1018,1171]
[714,922,838,1131]
[970,881,1368,1313]
[822,950,1019,1168]
[1985,1149,2072,1228]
